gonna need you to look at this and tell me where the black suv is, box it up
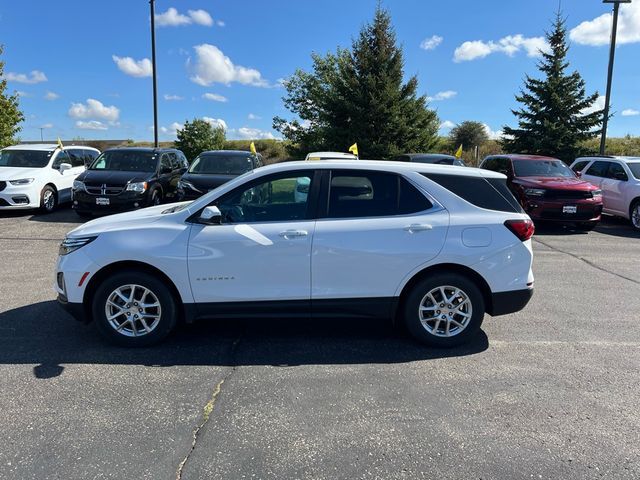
[72,147,188,216]
[177,150,263,201]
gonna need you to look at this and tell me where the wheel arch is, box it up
[82,260,185,323]
[629,196,640,217]
[396,263,493,319]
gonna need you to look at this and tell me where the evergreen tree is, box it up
[449,121,489,150]
[501,13,603,163]
[273,8,439,159]
[175,119,225,162]
[0,45,25,148]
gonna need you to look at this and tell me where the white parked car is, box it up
[570,156,640,230]
[55,161,535,347]
[296,151,359,202]
[0,144,99,213]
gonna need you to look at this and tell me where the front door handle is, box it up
[404,223,433,233]
[279,229,308,239]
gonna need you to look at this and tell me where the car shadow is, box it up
[534,216,640,239]
[0,301,489,378]
[0,207,84,224]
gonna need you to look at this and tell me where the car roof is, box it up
[2,143,99,152]
[575,155,640,163]
[200,150,255,156]
[104,147,176,153]
[256,159,505,178]
[403,153,457,160]
[489,154,561,161]
[306,152,357,158]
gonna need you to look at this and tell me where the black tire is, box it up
[150,189,162,206]
[403,273,485,348]
[39,185,57,213]
[92,270,178,347]
[576,221,598,231]
[630,200,640,231]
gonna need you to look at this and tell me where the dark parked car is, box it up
[72,147,188,216]
[479,154,603,229]
[393,153,466,167]
[177,150,263,200]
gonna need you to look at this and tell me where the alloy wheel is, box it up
[43,189,55,211]
[418,285,473,337]
[632,203,640,229]
[104,284,162,337]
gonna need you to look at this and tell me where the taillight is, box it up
[504,219,535,241]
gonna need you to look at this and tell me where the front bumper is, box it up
[0,183,40,209]
[489,287,534,316]
[523,198,602,223]
[73,189,151,214]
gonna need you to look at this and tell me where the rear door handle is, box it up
[279,229,309,239]
[404,223,433,233]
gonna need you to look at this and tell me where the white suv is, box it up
[0,144,100,213]
[570,156,640,230]
[55,161,535,347]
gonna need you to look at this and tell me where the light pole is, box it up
[599,0,631,155]
[150,0,159,148]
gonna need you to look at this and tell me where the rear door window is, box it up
[585,161,610,178]
[606,163,628,181]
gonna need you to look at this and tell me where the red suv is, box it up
[480,155,603,229]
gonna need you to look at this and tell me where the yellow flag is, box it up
[348,143,358,156]
[249,141,257,155]
[57,137,64,149]
[455,144,463,159]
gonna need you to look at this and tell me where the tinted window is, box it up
[607,163,628,181]
[167,152,180,170]
[422,173,523,213]
[67,149,85,167]
[89,150,159,172]
[83,150,99,166]
[571,160,589,173]
[585,161,610,178]
[0,150,53,168]
[628,163,640,180]
[189,154,254,175]
[217,172,313,223]
[178,152,189,169]
[513,159,574,177]
[160,154,172,173]
[51,151,71,169]
[327,171,432,219]
[480,157,500,171]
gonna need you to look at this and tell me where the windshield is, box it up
[0,150,52,168]
[188,155,254,175]
[89,151,158,172]
[513,159,575,177]
[628,163,640,180]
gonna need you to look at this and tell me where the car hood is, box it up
[181,172,237,192]
[78,169,154,186]
[0,167,47,181]
[67,202,185,237]
[515,176,597,190]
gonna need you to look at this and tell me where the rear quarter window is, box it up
[421,173,523,213]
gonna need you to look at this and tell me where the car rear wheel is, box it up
[403,273,485,348]
[39,185,57,213]
[631,200,640,231]
[92,270,177,347]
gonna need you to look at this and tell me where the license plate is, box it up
[563,205,577,214]
[96,197,110,206]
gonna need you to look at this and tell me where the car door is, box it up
[50,150,75,202]
[157,153,173,197]
[187,170,319,309]
[582,161,610,211]
[601,162,629,215]
[311,169,449,314]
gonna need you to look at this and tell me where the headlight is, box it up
[59,236,97,256]
[126,181,148,193]
[524,188,546,197]
[72,180,85,191]
[9,178,34,185]
[178,180,201,192]
[592,189,602,197]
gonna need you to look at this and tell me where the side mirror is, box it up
[575,170,582,178]
[59,163,72,173]
[199,206,222,225]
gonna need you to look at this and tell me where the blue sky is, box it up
[1,0,639,142]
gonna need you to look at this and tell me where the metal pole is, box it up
[600,2,621,155]
[150,0,159,148]
[39,128,44,142]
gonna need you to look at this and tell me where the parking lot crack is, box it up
[533,237,640,286]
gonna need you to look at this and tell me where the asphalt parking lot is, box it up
[0,208,639,480]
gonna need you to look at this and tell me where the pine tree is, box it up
[273,8,439,159]
[0,45,25,148]
[501,13,603,163]
[449,121,489,151]
[175,119,225,162]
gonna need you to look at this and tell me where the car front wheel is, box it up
[631,200,640,231]
[92,270,177,347]
[39,185,57,213]
[403,273,485,348]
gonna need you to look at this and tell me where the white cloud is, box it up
[44,91,59,101]
[190,44,268,87]
[622,109,640,117]
[428,90,457,102]
[158,122,184,136]
[41,123,54,129]
[76,120,108,131]
[16,90,30,97]
[420,35,443,51]
[570,3,640,46]
[581,95,606,115]
[439,120,456,131]
[248,113,261,120]
[188,9,213,26]
[164,94,184,101]
[155,7,217,27]
[216,20,226,27]
[112,55,152,78]
[202,117,228,131]
[202,92,228,102]
[483,124,503,140]
[3,70,47,84]
[454,35,549,62]
[68,99,120,122]
[232,127,276,140]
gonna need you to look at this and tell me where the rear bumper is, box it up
[489,288,534,316]
[57,293,87,323]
